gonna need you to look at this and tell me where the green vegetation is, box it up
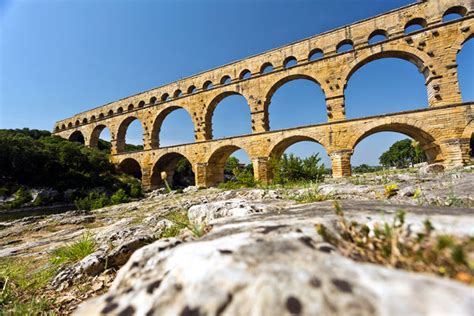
[50,233,96,266]
[379,138,426,168]
[0,129,143,210]
[289,188,332,204]
[384,183,398,198]
[352,164,383,174]
[269,153,326,185]
[316,202,474,284]
[158,210,209,239]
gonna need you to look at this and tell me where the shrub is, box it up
[51,233,96,266]
[74,192,109,211]
[269,153,326,185]
[384,183,398,198]
[110,188,129,205]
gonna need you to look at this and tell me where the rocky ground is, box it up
[0,166,473,315]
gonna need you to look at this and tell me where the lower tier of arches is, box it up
[108,103,473,190]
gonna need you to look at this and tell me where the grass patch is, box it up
[158,211,209,239]
[288,189,332,204]
[50,233,97,266]
[316,202,474,285]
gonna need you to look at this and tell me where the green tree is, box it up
[379,138,426,168]
[269,153,326,184]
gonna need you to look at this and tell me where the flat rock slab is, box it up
[76,200,474,316]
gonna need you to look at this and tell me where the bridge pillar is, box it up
[426,67,462,107]
[110,139,119,155]
[252,157,271,184]
[325,95,346,122]
[330,149,353,178]
[251,111,269,133]
[194,163,209,188]
[141,165,153,191]
[440,138,471,168]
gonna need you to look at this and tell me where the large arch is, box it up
[205,92,252,139]
[456,34,474,102]
[116,116,145,153]
[206,145,253,186]
[117,158,142,180]
[349,122,442,163]
[69,130,85,144]
[150,152,195,189]
[264,75,327,130]
[150,106,195,148]
[89,124,112,150]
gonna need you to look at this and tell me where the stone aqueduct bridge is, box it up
[54,0,474,189]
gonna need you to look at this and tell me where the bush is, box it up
[74,192,109,211]
[269,153,326,185]
[0,187,33,210]
[110,188,129,205]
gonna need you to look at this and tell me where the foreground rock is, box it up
[76,201,474,315]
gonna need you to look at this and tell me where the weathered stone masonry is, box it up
[53,0,474,189]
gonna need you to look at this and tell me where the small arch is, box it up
[75,120,80,126]
[443,6,468,22]
[336,39,354,53]
[260,62,273,74]
[117,107,124,114]
[239,69,251,80]
[203,80,213,90]
[61,124,66,130]
[404,18,427,35]
[368,29,388,45]
[173,89,182,98]
[69,130,85,144]
[91,115,96,122]
[128,104,134,111]
[89,124,112,151]
[116,116,145,153]
[283,56,298,68]
[150,96,157,105]
[206,145,253,186]
[161,93,170,102]
[82,118,88,124]
[68,122,73,128]
[55,126,60,132]
[151,153,195,189]
[187,85,197,94]
[308,49,324,61]
[220,75,232,85]
[99,113,105,119]
[118,158,142,180]
[138,100,145,107]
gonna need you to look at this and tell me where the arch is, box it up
[61,124,66,130]
[283,56,297,68]
[107,110,114,116]
[205,91,251,139]
[99,113,105,119]
[68,122,73,128]
[161,93,170,102]
[151,152,195,189]
[203,80,213,90]
[443,6,468,22]
[220,75,231,85]
[260,62,273,74]
[116,116,145,153]
[239,69,251,80]
[308,49,324,61]
[89,124,112,149]
[151,106,195,147]
[128,104,134,111]
[350,122,441,163]
[150,96,157,105]
[336,39,354,53]
[82,118,88,124]
[187,85,197,94]
[138,100,145,108]
[91,115,96,122]
[75,120,80,126]
[118,158,142,180]
[404,18,427,34]
[368,29,388,45]
[55,126,60,132]
[69,130,85,144]
[173,89,182,98]
[206,145,253,186]
[117,107,124,114]
[456,35,474,101]
[269,135,326,158]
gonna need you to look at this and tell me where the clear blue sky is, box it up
[1,0,473,166]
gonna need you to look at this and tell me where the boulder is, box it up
[419,163,445,174]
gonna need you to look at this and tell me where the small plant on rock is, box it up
[51,232,97,266]
[384,183,398,198]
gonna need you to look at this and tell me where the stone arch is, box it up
[204,91,251,139]
[89,124,113,149]
[368,29,388,44]
[349,120,442,163]
[150,106,195,148]
[206,145,253,186]
[268,134,327,158]
[118,158,142,180]
[150,152,195,189]
[69,130,85,144]
[116,116,144,153]
[442,6,468,21]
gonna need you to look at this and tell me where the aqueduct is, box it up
[53,0,474,190]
